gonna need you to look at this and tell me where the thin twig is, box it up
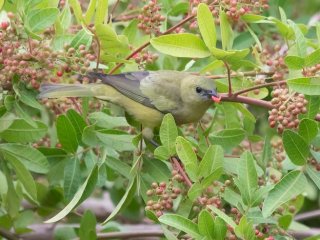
[109,14,196,74]
[0,228,19,240]
[220,93,273,109]
[171,157,192,187]
[233,80,287,96]
[204,70,275,79]
[295,209,320,221]
[110,0,121,17]
[70,97,82,115]
[223,61,232,96]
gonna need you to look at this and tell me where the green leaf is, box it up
[70,29,93,49]
[234,216,256,240]
[6,156,37,202]
[160,114,178,156]
[66,109,87,145]
[151,33,211,58]
[197,3,216,49]
[64,157,81,201]
[159,214,201,239]
[95,23,129,55]
[198,210,215,240]
[95,0,108,26]
[198,145,223,179]
[79,210,97,240]
[57,115,79,153]
[88,112,128,128]
[213,217,227,240]
[69,0,83,23]
[0,143,49,174]
[26,8,59,33]
[0,113,15,133]
[219,10,233,50]
[300,96,320,119]
[262,170,308,217]
[154,146,170,161]
[96,130,135,152]
[288,77,320,95]
[45,165,98,223]
[241,14,266,23]
[208,206,237,229]
[105,156,131,178]
[102,177,137,224]
[210,128,245,149]
[175,136,198,182]
[298,118,318,143]
[0,0,3,10]
[284,55,305,70]
[84,0,97,24]
[237,151,258,205]
[0,119,47,143]
[304,48,320,67]
[288,20,307,57]
[306,165,320,190]
[278,215,293,230]
[282,130,309,166]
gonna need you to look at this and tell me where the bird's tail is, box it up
[38,83,97,99]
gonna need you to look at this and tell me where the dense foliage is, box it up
[0,0,320,239]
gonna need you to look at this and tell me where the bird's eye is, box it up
[196,87,202,93]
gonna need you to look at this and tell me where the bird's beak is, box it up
[205,89,221,103]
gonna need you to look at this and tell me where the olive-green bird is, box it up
[39,71,220,137]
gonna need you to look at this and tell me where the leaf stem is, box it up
[171,157,192,187]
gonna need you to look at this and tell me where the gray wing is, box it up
[87,71,160,110]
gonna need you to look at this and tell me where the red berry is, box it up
[1,22,9,30]
[56,71,63,77]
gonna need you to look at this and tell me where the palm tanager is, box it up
[39,71,220,137]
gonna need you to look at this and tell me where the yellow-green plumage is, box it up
[39,71,218,136]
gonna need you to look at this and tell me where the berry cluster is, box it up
[138,0,165,35]
[145,171,183,217]
[259,44,288,82]
[302,64,320,77]
[189,0,269,29]
[268,87,307,133]
[0,12,96,91]
[270,138,286,169]
[131,48,159,67]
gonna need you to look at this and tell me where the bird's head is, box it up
[181,75,220,105]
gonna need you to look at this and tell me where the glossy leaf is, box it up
[198,210,215,240]
[95,0,108,26]
[208,206,237,229]
[198,145,223,179]
[0,119,47,143]
[219,10,233,50]
[151,33,211,58]
[197,3,216,49]
[175,136,198,181]
[159,114,178,156]
[26,8,59,33]
[45,165,98,223]
[210,128,245,148]
[103,177,137,224]
[262,171,308,217]
[69,0,83,23]
[56,115,79,153]
[298,118,318,143]
[64,157,81,201]
[159,214,201,239]
[282,130,309,166]
[287,77,320,95]
[0,143,49,173]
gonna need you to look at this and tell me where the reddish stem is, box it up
[233,80,287,96]
[223,61,232,96]
[171,157,192,187]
